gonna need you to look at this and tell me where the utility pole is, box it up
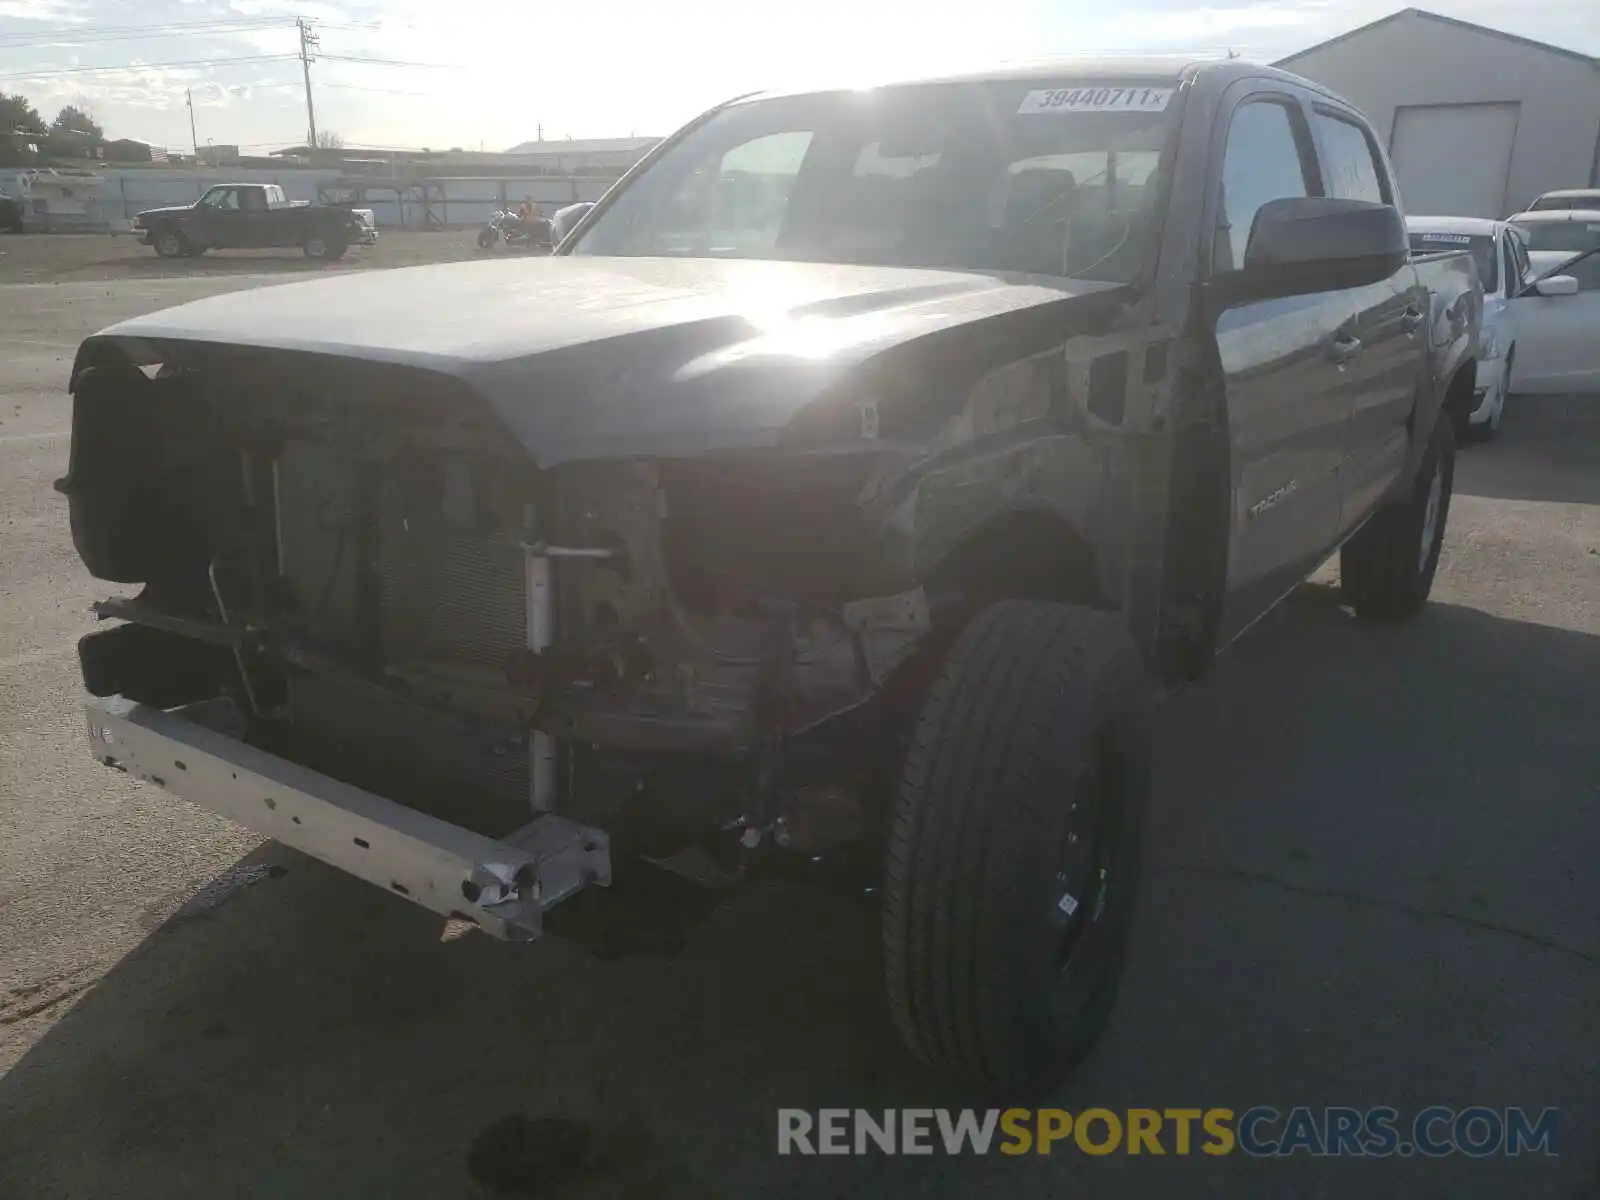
[297,17,320,149]
[185,88,198,159]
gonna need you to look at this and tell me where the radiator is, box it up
[274,439,534,812]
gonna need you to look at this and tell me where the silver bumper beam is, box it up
[83,696,611,940]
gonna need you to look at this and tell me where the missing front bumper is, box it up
[83,696,610,940]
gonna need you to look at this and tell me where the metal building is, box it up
[1277,8,1600,218]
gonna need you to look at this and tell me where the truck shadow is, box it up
[1,597,1596,1198]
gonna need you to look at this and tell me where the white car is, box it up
[1524,188,1600,214]
[1407,216,1524,438]
[1505,210,1600,395]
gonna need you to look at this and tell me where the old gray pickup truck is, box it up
[60,58,1478,1094]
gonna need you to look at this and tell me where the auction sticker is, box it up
[1019,86,1173,114]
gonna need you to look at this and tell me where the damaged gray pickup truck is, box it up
[60,59,1479,1094]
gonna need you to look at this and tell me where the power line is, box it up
[318,53,459,69]
[318,81,429,96]
[255,77,429,97]
[0,54,299,83]
[0,18,293,46]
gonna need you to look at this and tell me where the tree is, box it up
[0,91,45,136]
[51,103,103,141]
[315,130,345,150]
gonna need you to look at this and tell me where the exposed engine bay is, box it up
[64,349,941,863]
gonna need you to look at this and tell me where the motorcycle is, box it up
[477,209,553,252]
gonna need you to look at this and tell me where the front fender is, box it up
[869,425,1115,606]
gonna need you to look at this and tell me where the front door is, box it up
[1307,106,1425,531]
[1511,249,1600,392]
[195,187,245,247]
[1207,90,1353,640]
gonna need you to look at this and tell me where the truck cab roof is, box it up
[740,57,1328,104]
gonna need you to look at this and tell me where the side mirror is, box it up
[1533,274,1579,297]
[550,201,595,246]
[1238,196,1408,298]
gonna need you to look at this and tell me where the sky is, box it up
[1,0,1597,154]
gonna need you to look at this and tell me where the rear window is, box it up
[1408,231,1497,291]
[1512,220,1600,254]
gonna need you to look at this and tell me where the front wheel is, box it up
[1341,407,1456,620]
[477,227,497,250]
[152,230,187,258]
[882,600,1153,1095]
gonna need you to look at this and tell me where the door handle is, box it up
[1329,334,1363,365]
[1401,306,1425,332]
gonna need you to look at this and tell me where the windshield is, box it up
[1408,232,1497,291]
[1528,193,1600,212]
[569,80,1179,283]
[1512,218,1600,254]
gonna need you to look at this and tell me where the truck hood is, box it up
[83,256,1125,464]
[134,205,196,220]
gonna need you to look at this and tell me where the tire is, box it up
[477,227,496,250]
[1341,408,1455,620]
[152,230,187,258]
[882,600,1153,1095]
[302,232,347,261]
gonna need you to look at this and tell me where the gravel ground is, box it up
[0,270,1595,1199]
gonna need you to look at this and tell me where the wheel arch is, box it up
[919,506,1107,626]
[1402,356,1474,486]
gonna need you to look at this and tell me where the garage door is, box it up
[1390,102,1519,218]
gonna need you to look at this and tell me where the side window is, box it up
[653,131,814,255]
[1214,99,1312,273]
[1311,111,1386,204]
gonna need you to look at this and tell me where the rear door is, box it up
[1309,104,1426,530]
[1204,84,1353,638]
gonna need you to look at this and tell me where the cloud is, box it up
[0,0,89,19]
[4,0,1596,152]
